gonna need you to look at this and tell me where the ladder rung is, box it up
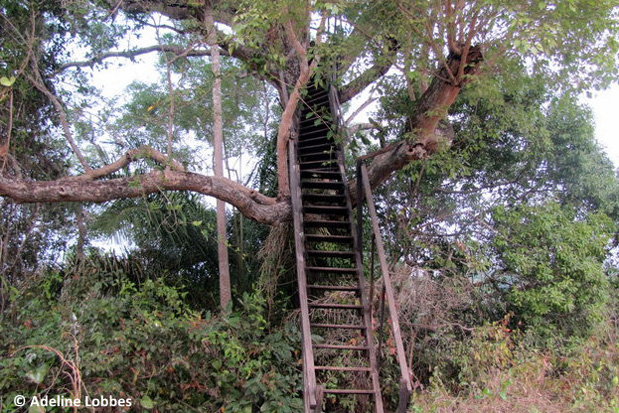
[305,234,353,243]
[303,205,348,215]
[301,99,329,112]
[307,284,359,291]
[300,150,337,159]
[301,180,343,187]
[322,388,376,395]
[299,161,339,170]
[298,142,334,154]
[302,195,346,205]
[300,114,330,126]
[298,136,331,147]
[299,165,339,172]
[300,127,331,140]
[307,250,355,258]
[309,303,363,310]
[301,170,342,179]
[301,92,329,107]
[306,266,357,274]
[315,366,372,372]
[311,323,366,330]
[304,220,350,229]
[314,344,369,351]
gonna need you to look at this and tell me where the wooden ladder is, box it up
[289,81,384,412]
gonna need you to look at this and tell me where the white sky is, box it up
[586,83,619,167]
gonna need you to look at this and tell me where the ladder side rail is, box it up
[345,165,384,413]
[328,87,384,412]
[358,163,413,410]
[288,140,318,411]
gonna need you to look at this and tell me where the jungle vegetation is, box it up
[1,0,618,411]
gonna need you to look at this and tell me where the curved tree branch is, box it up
[350,45,484,201]
[0,143,285,224]
[0,171,287,224]
[71,145,184,181]
[339,57,393,104]
[339,42,398,104]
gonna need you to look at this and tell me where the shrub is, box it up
[0,269,303,412]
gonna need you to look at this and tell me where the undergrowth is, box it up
[0,268,303,412]
[410,321,619,412]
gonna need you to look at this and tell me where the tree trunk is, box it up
[354,46,484,197]
[206,3,231,310]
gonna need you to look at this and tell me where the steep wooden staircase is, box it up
[288,80,412,412]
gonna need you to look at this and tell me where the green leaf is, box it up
[26,364,50,384]
[0,76,16,87]
[140,395,154,410]
[29,405,45,413]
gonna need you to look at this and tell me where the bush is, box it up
[411,321,619,412]
[0,269,303,412]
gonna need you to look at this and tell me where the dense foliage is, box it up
[0,263,303,412]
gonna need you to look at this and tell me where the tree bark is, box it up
[353,46,484,198]
[0,171,289,224]
[205,3,231,310]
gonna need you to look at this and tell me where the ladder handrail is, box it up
[288,139,318,411]
[356,161,413,410]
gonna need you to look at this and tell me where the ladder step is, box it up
[322,389,376,395]
[308,284,359,291]
[300,170,342,180]
[303,195,346,206]
[312,323,366,330]
[298,135,332,147]
[314,344,369,351]
[305,235,353,243]
[298,142,335,155]
[300,155,337,165]
[302,92,329,107]
[315,366,372,372]
[300,127,331,140]
[300,119,327,130]
[307,250,355,258]
[306,266,357,274]
[300,114,330,127]
[299,160,338,170]
[299,152,337,162]
[301,104,329,116]
[309,303,363,310]
[304,220,350,229]
[304,205,348,215]
[301,180,343,189]
[301,100,329,112]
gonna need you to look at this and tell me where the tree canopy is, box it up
[0,0,617,224]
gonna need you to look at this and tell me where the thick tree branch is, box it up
[339,54,395,104]
[0,171,287,224]
[69,145,184,181]
[275,16,317,199]
[351,45,483,200]
[0,143,284,223]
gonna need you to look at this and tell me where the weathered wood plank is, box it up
[359,163,413,402]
